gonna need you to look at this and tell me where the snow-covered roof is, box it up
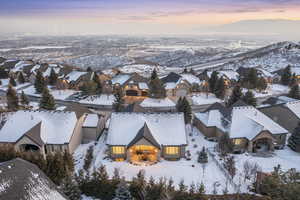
[0,158,67,200]
[65,71,87,82]
[285,101,300,119]
[138,82,148,90]
[83,114,99,127]
[194,110,226,131]
[219,70,239,81]
[107,112,187,146]
[181,74,201,84]
[229,106,288,139]
[30,64,41,73]
[196,104,288,140]
[79,95,115,106]
[165,82,177,90]
[0,110,78,144]
[140,98,175,108]
[43,66,60,77]
[111,74,131,85]
[10,61,33,72]
[291,67,300,76]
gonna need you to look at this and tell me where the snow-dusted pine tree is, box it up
[113,181,133,200]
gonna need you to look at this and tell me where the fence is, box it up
[207,147,239,192]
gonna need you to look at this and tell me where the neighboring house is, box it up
[0,110,84,156]
[82,114,106,143]
[273,66,300,83]
[161,72,190,97]
[111,73,149,97]
[194,101,288,154]
[259,97,300,133]
[199,70,239,88]
[9,60,35,79]
[64,71,94,89]
[139,97,176,112]
[107,112,187,162]
[0,158,68,200]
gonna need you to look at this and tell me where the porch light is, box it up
[154,149,158,153]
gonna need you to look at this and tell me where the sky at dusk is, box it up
[1,0,300,35]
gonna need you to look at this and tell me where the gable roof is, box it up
[83,114,99,128]
[0,111,78,144]
[161,72,182,84]
[196,104,288,140]
[285,101,300,119]
[64,71,88,82]
[128,123,161,149]
[262,96,296,106]
[0,158,67,200]
[107,112,187,146]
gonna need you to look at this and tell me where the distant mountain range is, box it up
[201,19,300,39]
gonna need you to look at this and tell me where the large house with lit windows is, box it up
[107,112,188,163]
[194,101,288,154]
[0,110,85,156]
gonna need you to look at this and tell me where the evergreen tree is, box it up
[198,147,208,163]
[288,84,300,100]
[34,71,46,93]
[281,65,292,86]
[83,146,94,171]
[113,87,125,112]
[9,76,16,86]
[61,176,82,200]
[288,122,300,152]
[257,77,268,92]
[79,81,97,96]
[113,181,133,200]
[243,90,257,107]
[46,152,67,185]
[20,91,29,106]
[208,71,218,92]
[183,68,188,73]
[214,77,226,99]
[129,170,146,200]
[148,77,166,99]
[176,97,192,124]
[247,68,258,89]
[49,68,58,86]
[93,72,102,94]
[6,85,19,110]
[86,67,93,72]
[17,72,25,84]
[150,69,158,81]
[198,182,206,195]
[39,87,55,110]
[227,85,244,107]
[0,67,8,79]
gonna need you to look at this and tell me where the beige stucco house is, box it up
[0,110,84,156]
[194,102,288,154]
[107,112,188,163]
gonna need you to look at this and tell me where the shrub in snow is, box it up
[83,145,94,172]
[113,181,133,200]
[198,147,208,163]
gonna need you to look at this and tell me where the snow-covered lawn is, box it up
[74,126,235,194]
[140,97,175,108]
[191,93,222,105]
[0,82,31,91]
[242,84,289,98]
[79,95,115,106]
[20,85,77,100]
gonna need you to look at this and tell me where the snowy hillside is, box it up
[221,41,300,72]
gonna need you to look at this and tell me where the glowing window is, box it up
[165,147,179,155]
[112,146,125,154]
[234,139,243,145]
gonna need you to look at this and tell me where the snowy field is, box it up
[191,93,222,105]
[74,126,236,194]
[74,125,300,195]
[242,84,289,98]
